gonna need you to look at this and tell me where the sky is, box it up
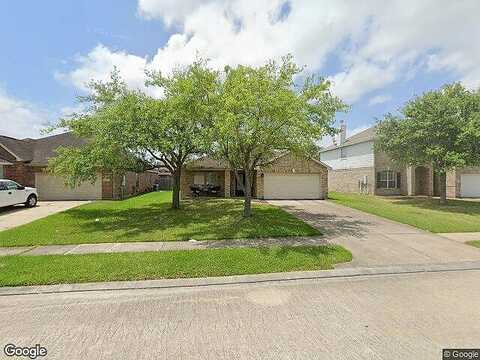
[1,0,479,146]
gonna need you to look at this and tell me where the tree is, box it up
[212,55,347,217]
[376,83,480,204]
[50,60,219,209]
[49,69,150,194]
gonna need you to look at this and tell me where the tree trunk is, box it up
[438,171,447,204]
[243,169,252,217]
[172,167,181,209]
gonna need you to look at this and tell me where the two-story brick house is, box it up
[320,124,480,198]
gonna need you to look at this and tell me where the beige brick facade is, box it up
[328,167,375,194]
[182,153,329,199]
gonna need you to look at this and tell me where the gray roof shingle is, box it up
[321,126,376,152]
[0,132,86,165]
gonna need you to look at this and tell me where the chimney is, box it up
[339,120,347,145]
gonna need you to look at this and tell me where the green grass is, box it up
[0,192,320,247]
[329,192,480,233]
[467,241,480,248]
[0,246,351,287]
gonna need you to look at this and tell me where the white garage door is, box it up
[461,174,480,198]
[263,174,322,200]
[35,173,102,201]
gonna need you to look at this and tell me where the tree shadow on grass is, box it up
[63,198,314,242]
[275,205,370,239]
[389,197,480,216]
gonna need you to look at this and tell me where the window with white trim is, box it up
[376,170,400,189]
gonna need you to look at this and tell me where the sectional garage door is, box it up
[263,174,322,200]
[461,174,480,198]
[35,173,102,201]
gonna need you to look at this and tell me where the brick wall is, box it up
[102,171,159,200]
[180,169,226,199]
[374,150,408,196]
[328,167,375,194]
[4,162,37,187]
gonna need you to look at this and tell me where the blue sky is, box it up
[1,0,478,143]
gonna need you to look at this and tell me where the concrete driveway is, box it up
[269,200,480,267]
[0,201,89,231]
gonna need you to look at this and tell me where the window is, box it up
[193,173,205,185]
[0,181,7,191]
[206,172,218,185]
[5,181,20,190]
[376,170,400,189]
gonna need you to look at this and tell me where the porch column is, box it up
[427,166,434,197]
[407,166,415,196]
[224,170,231,198]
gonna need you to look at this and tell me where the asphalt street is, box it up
[1,270,479,360]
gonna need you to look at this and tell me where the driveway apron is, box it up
[268,200,480,267]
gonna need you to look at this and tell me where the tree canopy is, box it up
[376,82,480,203]
[50,61,219,208]
[212,55,347,216]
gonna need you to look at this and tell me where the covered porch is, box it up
[406,165,436,196]
[180,168,257,199]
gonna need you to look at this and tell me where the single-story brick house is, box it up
[0,132,158,200]
[181,153,330,200]
[320,124,480,198]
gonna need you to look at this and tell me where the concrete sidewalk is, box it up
[0,236,328,257]
[438,232,480,242]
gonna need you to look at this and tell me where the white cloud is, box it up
[368,94,392,106]
[58,0,480,104]
[0,89,50,139]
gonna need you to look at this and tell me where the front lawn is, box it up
[0,192,320,247]
[0,246,351,287]
[467,241,480,248]
[329,192,480,233]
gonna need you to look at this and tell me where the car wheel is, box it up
[25,195,38,208]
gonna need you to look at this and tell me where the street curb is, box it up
[1,261,480,297]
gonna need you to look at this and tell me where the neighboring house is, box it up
[181,153,330,200]
[320,124,480,198]
[0,132,158,200]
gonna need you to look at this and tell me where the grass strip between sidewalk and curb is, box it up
[0,245,352,287]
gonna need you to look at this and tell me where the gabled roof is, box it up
[30,132,87,166]
[0,135,33,161]
[322,126,376,152]
[0,132,87,166]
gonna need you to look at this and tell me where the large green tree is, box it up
[376,83,480,203]
[212,55,347,217]
[50,61,219,209]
